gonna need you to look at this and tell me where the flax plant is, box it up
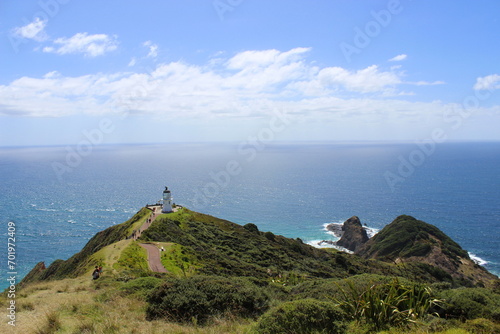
[335,278,444,330]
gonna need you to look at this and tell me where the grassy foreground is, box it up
[6,275,252,334]
[4,274,498,334]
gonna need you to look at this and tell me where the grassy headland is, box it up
[4,207,499,333]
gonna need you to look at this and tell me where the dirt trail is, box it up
[139,243,168,273]
[132,205,161,240]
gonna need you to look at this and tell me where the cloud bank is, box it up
[0,47,483,125]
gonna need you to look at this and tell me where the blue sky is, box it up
[1,0,499,146]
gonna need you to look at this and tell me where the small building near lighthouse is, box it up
[161,186,173,213]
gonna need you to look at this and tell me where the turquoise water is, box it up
[1,142,499,289]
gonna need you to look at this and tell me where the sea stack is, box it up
[336,216,369,252]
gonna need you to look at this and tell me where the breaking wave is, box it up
[469,252,488,266]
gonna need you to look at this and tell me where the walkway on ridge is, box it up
[139,243,168,273]
[134,204,169,273]
[132,205,162,241]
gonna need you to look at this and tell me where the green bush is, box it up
[264,231,275,241]
[290,274,409,302]
[146,275,269,324]
[461,318,500,334]
[438,288,500,320]
[244,223,259,233]
[252,299,346,334]
[120,277,162,299]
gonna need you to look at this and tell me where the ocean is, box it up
[1,142,499,290]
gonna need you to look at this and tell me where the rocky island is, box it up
[324,216,370,252]
[6,207,500,333]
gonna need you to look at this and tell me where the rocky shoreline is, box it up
[318,216,371,253]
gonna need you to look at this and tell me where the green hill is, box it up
[357,215,467,260]
[357,215,497,287]
[20,207,151,284]
[11,208,500,334]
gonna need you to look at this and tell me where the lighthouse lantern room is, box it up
[162,186,173,213]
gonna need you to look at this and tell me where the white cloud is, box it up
[227,47,310,70]
[318,65,401,93]
[474,74,500,90]
[42,33,118,57]
[0,47,463,123]
[412,80,445,86]
[128,57,137,67]
[143,41,159,58]
[389,54,407,62]
[13,17,48,42]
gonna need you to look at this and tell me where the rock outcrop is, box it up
[335,216,369,252]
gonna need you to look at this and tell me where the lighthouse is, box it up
[161,186,173,213]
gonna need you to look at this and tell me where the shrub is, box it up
[264,231,275,241]
[121,276,162,299]
[438,288,500,320]
[146,275,269,324]
[290,274,408,302]
[252,299,346,334]
[244,223,259,233]
[461,318,500,334]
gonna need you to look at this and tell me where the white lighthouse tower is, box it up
[161,186,173,213]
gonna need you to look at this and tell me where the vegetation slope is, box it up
[5,208,500,334]
[357,215,497,288]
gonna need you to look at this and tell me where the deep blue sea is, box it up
[1,142,499,290]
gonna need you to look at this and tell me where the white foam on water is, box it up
[323,221,379,239]
[308,220,380,253]
[332,245,354,254]
[469,252,488,266]
[306,240,337,249]
[322,221,343,238]
[365,226,379,238]
[306,240,354,253]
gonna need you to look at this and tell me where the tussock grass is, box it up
[4,275,255,334]
[5,267,493,334]
[34,311,61,334]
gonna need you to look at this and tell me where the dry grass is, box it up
[3,275,254,334]
[375,329,471,334]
